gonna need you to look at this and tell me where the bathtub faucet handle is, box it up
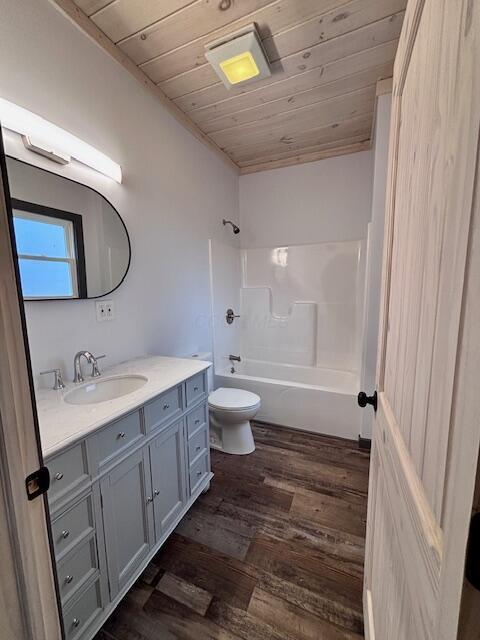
[226,308,240,324]
[229,355,241,362]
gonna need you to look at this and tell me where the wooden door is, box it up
[364,1,480,639]
[0,128,61,639]
[100,448,153,598]
[149,420,187,541]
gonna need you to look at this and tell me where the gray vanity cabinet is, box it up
[99,447,153,599]
[45,368,212,640]
[149,419,187,540]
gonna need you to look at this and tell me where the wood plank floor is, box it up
[94,423,370,640]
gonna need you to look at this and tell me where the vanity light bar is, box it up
[0,98,122,183]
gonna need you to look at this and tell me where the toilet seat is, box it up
[208,387,260,411]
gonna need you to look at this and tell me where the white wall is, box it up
[239,151,374,248]
[0,0,239,385]
[360,93,392,438]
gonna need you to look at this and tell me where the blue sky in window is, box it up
[13,216,73,297]
[18,259,73,297]
[13,216,68,257]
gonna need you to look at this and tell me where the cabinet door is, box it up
[100,448,153,599]
[149,420,187,541]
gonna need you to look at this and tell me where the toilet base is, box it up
[209,416,255,455]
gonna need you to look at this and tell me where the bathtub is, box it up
[214,359,361,440]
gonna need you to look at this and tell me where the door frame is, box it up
[365,0,480,637]
[0,128,62,639]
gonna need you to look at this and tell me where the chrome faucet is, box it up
[73,351,105,383]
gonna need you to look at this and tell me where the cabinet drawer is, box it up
[48,443,89,505]
[52,494,94,559]
[96,410,143,468]
[63,579,103,640]
[189,452,209,496]
[57,536,97,605]
[188,425,208,467]
[186,402,207,438]
[186,372,206,406]
[144,385,182,433]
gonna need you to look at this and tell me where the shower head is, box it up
[223,219,240,234]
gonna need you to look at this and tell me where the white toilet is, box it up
[208,387,261,455]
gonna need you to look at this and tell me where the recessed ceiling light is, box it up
[205,25,271,89]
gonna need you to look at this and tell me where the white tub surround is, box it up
[209,238,364,440]
[37,355,211,457]
[41,355,212,640]
[241,240,365,373]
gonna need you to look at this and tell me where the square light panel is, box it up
[220,51,260,85]
[205,27,271,89]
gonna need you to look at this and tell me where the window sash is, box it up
[13,209,76,260]
[17,254,79,300]
[13,209,79,299]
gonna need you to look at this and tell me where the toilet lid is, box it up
[208,387,260,411]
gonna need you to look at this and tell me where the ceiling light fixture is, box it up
[205,24,271,89]
[0,98,122,183]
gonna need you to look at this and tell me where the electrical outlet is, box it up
[96,301,107,322]
[95,300,115,322]
[105,300,115,320]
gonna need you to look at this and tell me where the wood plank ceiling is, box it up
[56,0,407,173]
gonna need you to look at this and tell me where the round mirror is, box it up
[6,157,131,300]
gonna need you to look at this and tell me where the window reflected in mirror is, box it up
[6,157,130,300]
[13,200,86,299]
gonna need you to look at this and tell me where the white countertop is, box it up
[37,355,211,458]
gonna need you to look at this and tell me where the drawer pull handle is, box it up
[195,419,200,425]
[197,470,202,477]
[72,618,80,628]
[163,404,170,410]
[195,445,201,452]
[61,530,70,539]
[65,575,74,584]
[118,431,126,439]
[54,472,63,481]
[154,489,160,497]
[146,496,153,504]
[193,386,199,392]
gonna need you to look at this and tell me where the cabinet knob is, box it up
[197,470,202,477]
[193,386,199,392]
[118,431,126,439]
[146,496,153,504]
[195,419,200,425]
[72,618,80,628]
[154,490,160,497]
[195,445,201,452]
[65,575,74,584]
[54,472,63,481]
[163,404,170,410]
[61,530,70,539]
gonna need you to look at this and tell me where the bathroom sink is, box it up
[64,375,148,405]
